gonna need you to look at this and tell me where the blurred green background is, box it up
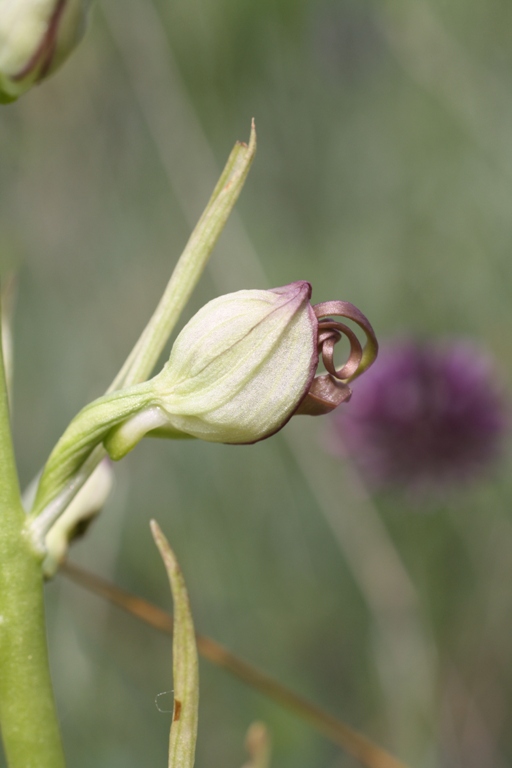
[1,0,512,766]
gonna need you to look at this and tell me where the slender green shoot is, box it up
[151,521,199,768]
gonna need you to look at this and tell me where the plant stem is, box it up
[0,306,65,767]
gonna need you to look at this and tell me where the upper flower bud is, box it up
[105,283,379,457]
[0,0,91,103]
[107,281,319,452]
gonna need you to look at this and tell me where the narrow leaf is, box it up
[151,521,199,768]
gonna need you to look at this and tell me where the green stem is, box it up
[0,305,65,768]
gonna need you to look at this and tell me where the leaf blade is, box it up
[151,520,199,768]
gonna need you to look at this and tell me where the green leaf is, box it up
[151,521,199,768]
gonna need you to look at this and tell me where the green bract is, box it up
[0,0,91,103]
[151,522,199,768]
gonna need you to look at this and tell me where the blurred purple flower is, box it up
[332,340,508,491]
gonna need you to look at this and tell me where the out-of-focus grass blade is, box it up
[241,722,271,768]
[151,520,199,768]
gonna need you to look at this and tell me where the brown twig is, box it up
[61,560,409,768]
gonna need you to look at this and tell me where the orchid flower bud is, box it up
[146,281,318,444]
[0,0,91,103]
[29,282,378,522]
[105,282,378,454]
[102,281,318,457]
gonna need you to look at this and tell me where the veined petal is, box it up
[152,282,318,442]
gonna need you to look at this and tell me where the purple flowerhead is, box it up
[333,339,508,492]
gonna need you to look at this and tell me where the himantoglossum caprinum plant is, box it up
[0,115,387,768]
[27,280,378,554]
[0,9,387,768]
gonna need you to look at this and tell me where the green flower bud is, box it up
[0,0,91,103]
[119,280,319,448]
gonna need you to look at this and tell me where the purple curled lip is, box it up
[294,298,379,417]
[240,281,379,443]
